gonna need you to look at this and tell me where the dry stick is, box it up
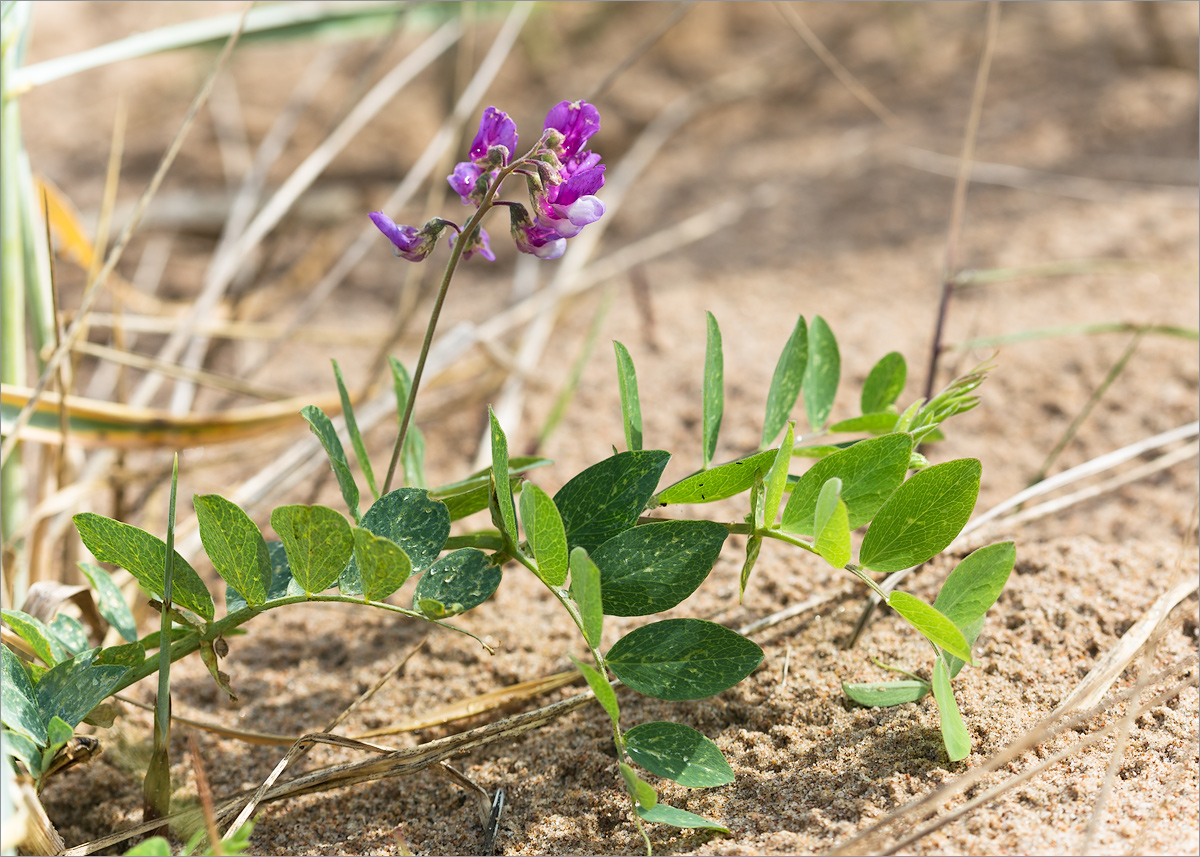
[922,0,1000,402]
[0,5,251,469]
[830,655,1199,856]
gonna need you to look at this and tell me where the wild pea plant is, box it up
[1,100,1014,852]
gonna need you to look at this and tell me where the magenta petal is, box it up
[544,100,600,157]
[470,106,518,164]
[369,211,419,251]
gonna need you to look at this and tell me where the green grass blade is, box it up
[145,455,180,826]
[701,311,723,469]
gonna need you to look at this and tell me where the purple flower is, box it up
[509,204,566,260]
[369,211,441,262]
[449,225,495,262]
[469,106,518,165]
[544,100,601,160]
[533,101,606,239]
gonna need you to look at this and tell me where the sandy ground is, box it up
[17,2,1200,855]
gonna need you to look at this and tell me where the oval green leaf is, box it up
[352,527,412,602]
[933,541,1015,628]
[828,413,900,434]
[624,721,734,787]
[2,609,69,667]
[194,494,272,609]
[519,483,568,588]
[813,478,851,568]
[780,432,913,536]
[861,351,907,414]
[654,449,777,506]
[2,645,46,744]
[570,655,619,724]
[592,520,728,617]
[34,648,128,730]
[73,513,215,621]
[607,618,763,701]
[413,548,500,618]
[270,504,353,595]
[761,315,808,447]
[760,422,794,529]
[887,591,975,665]
[553,450,670,553]
[356,488,450,573]
[859,457,981,573]
[803,315,840,430]
[489,407,518,546]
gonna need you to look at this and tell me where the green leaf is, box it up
[48,615,88,655]
[301,405,360,523]
[812,478,851,568]
[935,541,1014,676]
[123,837,173,856]
[95,642,146,670]
[760,422,794,529]
[624,721,734,787]
[355,488,450,573]
[489,407,519,547]
[35,648,127,730]
[761,315,808,447]
[932,655,971,761]
[269,504,353,595]
[227,541,296,613]
[6,729,44,778]
[73,514,215,621]
[413,549,500,619]
[194,494,272,609]
[1,645,46,744]
[861,351,907,413]
[653,450,777,506]
[570,655,619,724]
[887,592,975,665]
[702,311,724,469]
[636,802,729,833]
[389,356,427,489]
[607,619,763,701]
[842,680,931,707]
[77,562,137,642]
[859,458,981,573]
[827,413,900,434]
[613,341,643,452]
[352,527,412,602]
[430,457,551,521]
[780,433,913,535]
[934,541,1015,628]
[803,315,840,431]
[553,450,670,553]
[738,533,763,602]
[332,360,378,501]
[619,762,658,809]
[592,521,727,617]
[519,483,568,588]
[569,548,604,649]
[2,610,68,666]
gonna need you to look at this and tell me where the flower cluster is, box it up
[370,100,605,263]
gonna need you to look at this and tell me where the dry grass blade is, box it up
[77,312,389,345]
[2,384,340,450]
[0,5,251,468]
